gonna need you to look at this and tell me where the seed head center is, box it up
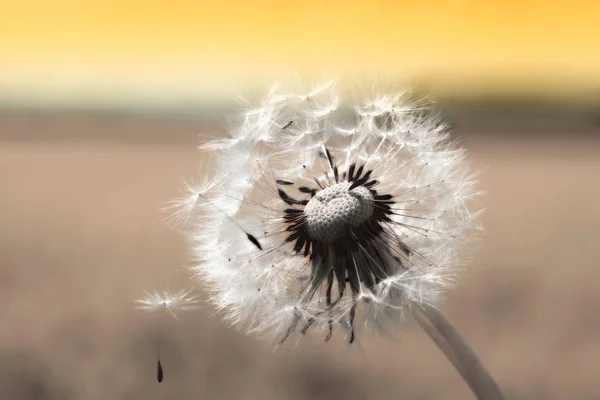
[304,182,374,242]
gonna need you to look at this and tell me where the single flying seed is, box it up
[157,359,163,383]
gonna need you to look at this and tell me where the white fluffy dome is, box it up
[172,81,481,344]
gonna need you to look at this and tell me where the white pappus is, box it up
[159,81,482,345]
[135,288,200,320]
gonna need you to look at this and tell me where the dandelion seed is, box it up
[156,358,164,383]
[162,167,229,228]
[136,289,198,383]
[135,289,200,320]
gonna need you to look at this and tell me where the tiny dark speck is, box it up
[157,359,164,383]
[247,233,263,250]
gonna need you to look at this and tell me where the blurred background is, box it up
[1,1,600,399]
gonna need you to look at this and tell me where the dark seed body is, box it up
[157,359,163,383]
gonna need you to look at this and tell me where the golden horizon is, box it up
[2,1,599,105]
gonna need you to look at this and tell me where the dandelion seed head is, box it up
[158,80,481,344]
[304,182,374,242]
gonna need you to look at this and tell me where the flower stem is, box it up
[412,303,505,400]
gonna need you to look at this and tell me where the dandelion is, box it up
[188,81,477,341]
[156,81,504,399]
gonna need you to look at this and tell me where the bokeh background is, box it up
[2,1,600,399]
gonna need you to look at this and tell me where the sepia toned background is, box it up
[2,1,600,399]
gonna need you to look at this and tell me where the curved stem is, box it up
[412,303,505,400]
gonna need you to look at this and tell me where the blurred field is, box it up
[1,111,600,399]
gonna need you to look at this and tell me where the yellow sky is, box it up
[1,1,599,106]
